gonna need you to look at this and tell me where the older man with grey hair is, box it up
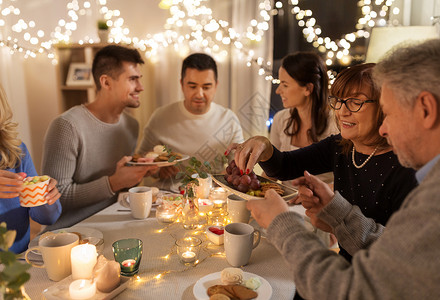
[245,38,440,299]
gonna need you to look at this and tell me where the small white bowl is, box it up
[206,226,224,245]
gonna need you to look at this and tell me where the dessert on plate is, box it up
[132,144,183,163]
[206,268,261,300]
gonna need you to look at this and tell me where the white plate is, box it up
[42,275,130,300]
[126,155,189,167]
[212,174,298,201]
[193,271,272,300]
[29,227,104,251]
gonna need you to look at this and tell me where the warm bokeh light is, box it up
[273,0,397,66]
[0,0,399,77]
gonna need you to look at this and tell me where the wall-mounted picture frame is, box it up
[66,63,94,86]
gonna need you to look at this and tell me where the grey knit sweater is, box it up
[267,159,440,299]
[42,105,139,229]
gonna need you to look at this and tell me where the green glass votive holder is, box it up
[112,238,143,276]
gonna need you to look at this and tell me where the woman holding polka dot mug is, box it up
[228,63,418,262]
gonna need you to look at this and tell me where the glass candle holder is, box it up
[209,187,228,210]
[175,237,202,265]
[156,204,177,223]
[207,210,230,227]
[197,199,214,214]
[182,197,202,230]
[112,238,143,276]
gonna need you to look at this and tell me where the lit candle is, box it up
[197,199,213,213]
[69,279,96,299]
[121,259,137,273]
[213,199,225,208]
[122,259,136,267]
[161,213,176,222]
[156,205,177,223]
[181,251,196,263]
[71,244,97,280]
[209,187,227,206]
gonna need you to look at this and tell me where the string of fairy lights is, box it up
[274,0,398,67]
[0,0,400,82]
[128,221,227,285]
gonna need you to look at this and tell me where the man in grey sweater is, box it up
[42,45,157,229]
[245,39,440,299]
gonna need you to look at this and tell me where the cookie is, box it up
[210,294,231,300]
[231,285,258,300]
[261,182,284,196]
[207,285,235,299]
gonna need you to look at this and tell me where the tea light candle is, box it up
[161,213,176,222]
[121,259,137,273]
[213,199,226,208]
[156,205,177,223]
[69,279,96,299]
[71,244,97,280]
[197,199,213,213]
[181,251,196,263]
[122,259,136,267]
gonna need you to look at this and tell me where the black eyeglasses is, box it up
[328,96,376,113]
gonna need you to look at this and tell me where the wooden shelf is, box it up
[61,85,94,90]
[55,43,104,112]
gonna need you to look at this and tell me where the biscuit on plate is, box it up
[209,294,231,300]
[231,285,258,300]
[207,285,235,299]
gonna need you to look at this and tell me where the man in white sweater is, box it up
[42,45,157,229]
[139,53,243,188]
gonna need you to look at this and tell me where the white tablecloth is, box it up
[24,202,297,299]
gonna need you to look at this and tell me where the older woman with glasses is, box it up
[227,63,418,262]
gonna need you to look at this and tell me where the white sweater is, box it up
[139,101,244,171]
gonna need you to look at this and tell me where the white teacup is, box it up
[227,194,251,223]
[224,223,261,267]
[25,232,79,281]
[123,186,152,219]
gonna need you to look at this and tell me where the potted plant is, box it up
[0,223,31,300]
[97,20,109,43]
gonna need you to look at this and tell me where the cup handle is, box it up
[121,193,130,208]
[252,229,261,249]
[24,246,45,268]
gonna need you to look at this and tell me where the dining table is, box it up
[23,199,299,299]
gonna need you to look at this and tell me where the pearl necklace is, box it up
[352,146,379,169]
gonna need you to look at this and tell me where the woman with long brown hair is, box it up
[270,52,338,186]
[271,52,338,151]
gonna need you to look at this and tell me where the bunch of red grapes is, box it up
[224,160,260,193]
